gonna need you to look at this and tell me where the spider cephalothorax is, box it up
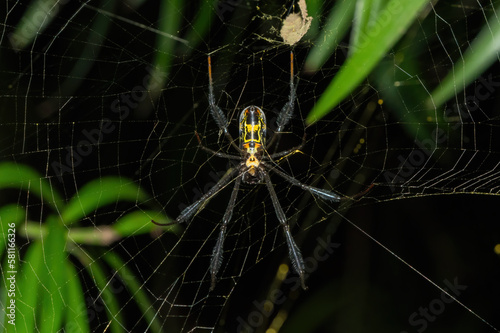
[154,51,341,290]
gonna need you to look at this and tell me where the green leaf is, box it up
[350,0,376,53]
[0,205,24,258]
[178,0,214,55]
[147,0,185,100]
[8,0,62,51]
[306,0,429,123]
[103,251,163,333]
[21,209,170,246]
[113,210,176,237]
[54,0,114,98]
[16,241,44,333]
[64,261,90,333]
[61,177,150,225]
[72,247,124,332]
[0,162,62,209]
[39,216,67,333]
[428,4,500,109]
[304,0,356,71]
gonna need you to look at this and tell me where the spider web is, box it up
[1,1,500,332]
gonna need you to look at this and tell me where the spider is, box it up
[154,51,341,290]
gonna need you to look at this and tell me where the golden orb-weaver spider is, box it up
[154,51,341,290]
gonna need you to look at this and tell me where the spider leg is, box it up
[262,161,341,202]
[208,55,240,151]
[210,175,241,290]
[153,167,239,227]
[263,170,307,290]
[267,51,296,148]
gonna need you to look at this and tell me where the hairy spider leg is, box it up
[167,168,239,226]
[267,51,296,148]
[210,175,241,290]
[263,170,307,289]
[276,51,296,132]
[264,162,341,202]
[208,55,240,152]
[154,161,243,288]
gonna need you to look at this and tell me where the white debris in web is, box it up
[280,0,313,45]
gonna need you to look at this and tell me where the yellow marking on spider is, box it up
[246,154,260,169]
[274,149,306,163]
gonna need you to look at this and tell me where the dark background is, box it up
[1,1,499,332]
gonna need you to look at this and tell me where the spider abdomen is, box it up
[239,105,267,185]
[239,105,267,148]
